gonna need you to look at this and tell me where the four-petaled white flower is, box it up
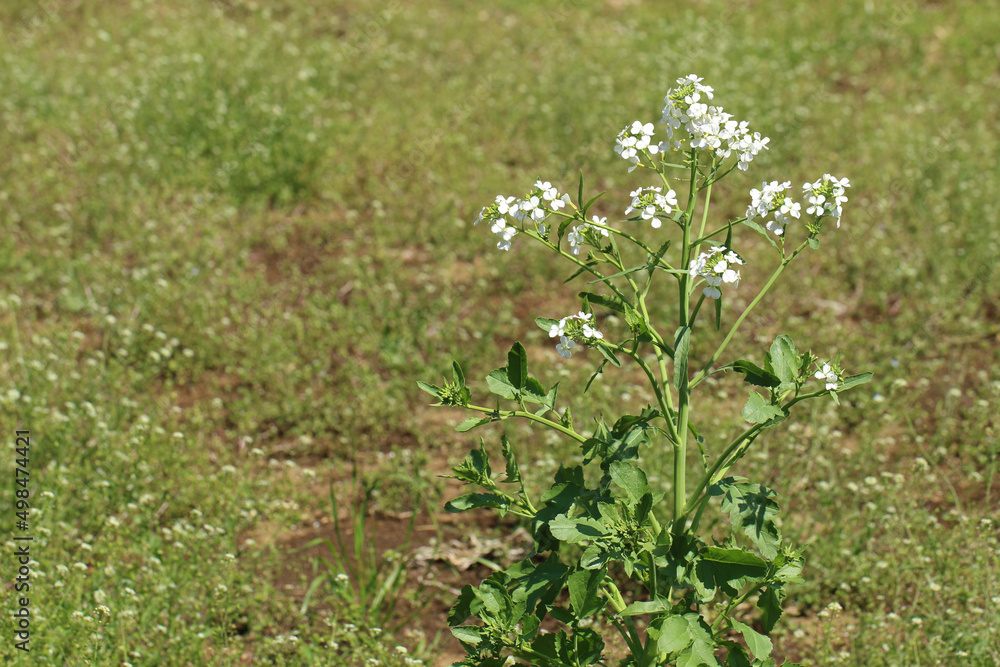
[814,364,840,391]
[803,175,850,227]
[746,180,801,236]
[549,312,604,358]
[567,216,611,256]
[626,186,677,229]
[689,245,744,300]
[615,121,665,172]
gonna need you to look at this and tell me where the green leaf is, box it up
[584,359,609,393]
[486,368,517,399]
[448,584,480,626]
[522,376,549,405]
[807,236,820,249]
[765,335,800,388]
[731,619,773,660]
[609,460,651,505]
[549,513,606,544]
[416,380,443,401]
[499,435,521,485]
[451,360,466,387]
[567,567,607,618]
[596,342,622,368]
[674,326,691,391]
[507,341,528,390]
[621,597,672,617]
[579,291,629,314]
[741,393,786,425]
[445,492,510,514]
[655,614,692,654]
[839,372,874,391]
[450,625,483,648]
[535,317,560,333]
[456,416,493,432]
[757,587,783,633]
[582,191,606,217]
[728,360,781,388]
[723,642,752,667]
[740,219,779,250]
[692,547,769,601]
[712,478,782,559]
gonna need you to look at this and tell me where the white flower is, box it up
[803,175,850,227]
[615,121,661,172]
[626,186,676,229]
[746,180,800,236]
[660,75,768,168]
[814,364,840,391]
[689,245,744,299]
[567,216,611,256]
[556,335,575,358]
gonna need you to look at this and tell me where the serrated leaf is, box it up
[507,341,528,390]
[731,619,773,660]
[723,642,752,667]
[567,567,607,618]
[839,372,874,391]
[451,625,483,646]
[674,326,691,391]
[712,479,782,559]
[499,435,521,484]
[729,360,781,388]
[742,393,786,424]
[522,376,549,404]
[655,614,692,654]
[549,513,606,544]
[757,587,783,633]
[765,335,800,388]
[448,584,480,626]
[609,460,651,505]
[486,368,517,399]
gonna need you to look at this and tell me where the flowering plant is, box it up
[421,74,871,667]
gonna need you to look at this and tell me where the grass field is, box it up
[1,0,998,665]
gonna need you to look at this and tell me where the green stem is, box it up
[464,404,587,444]
[690,239,810,388]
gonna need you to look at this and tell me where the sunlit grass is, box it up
[1,0,998,664]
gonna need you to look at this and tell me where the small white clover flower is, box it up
[689,245,744,300]
[625,186,677,229]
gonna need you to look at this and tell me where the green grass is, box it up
[1,0,998,664]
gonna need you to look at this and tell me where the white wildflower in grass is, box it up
[660,74,769,169]
[615,121,663,172]
[476,182,570,250]
[746,180,801,236]
[567,215,611,256]
[549,312,603,358]
[625,186,677,229]
[688,245,744,300]
[803,174,851,227]
[814,363,841,391]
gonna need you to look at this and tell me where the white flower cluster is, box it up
[567,215,611,256]
[475,180,571,251]
[548,311,603,358]
[660,74,770,170]
[814,363,840,391]
[803,174,850,227]
[625,186,678,229]
[689,245,744,300]
[615,121,665,172]
[746,180,802,236]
